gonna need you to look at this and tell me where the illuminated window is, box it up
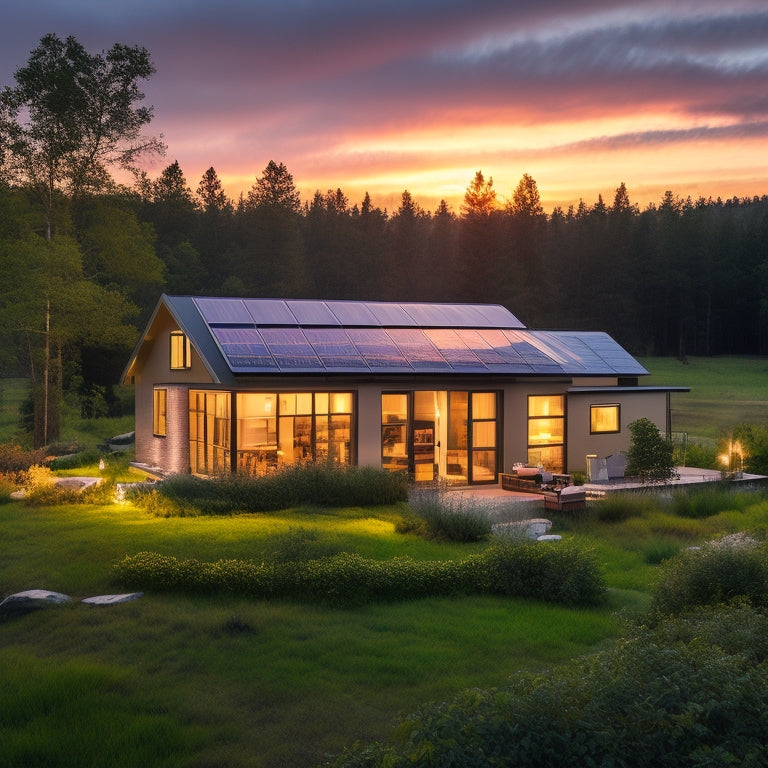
[590,404,620,434]
[528,394,565,472]
[153,388,167,437]
[170,331,192,369]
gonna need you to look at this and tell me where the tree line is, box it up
[1,34,767,444]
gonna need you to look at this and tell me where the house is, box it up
[121,295,687,483]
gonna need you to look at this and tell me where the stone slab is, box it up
[81,593,144,605]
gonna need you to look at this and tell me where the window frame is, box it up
[590,403,621,435]
[153,387,167,437]
[170,331,192,370]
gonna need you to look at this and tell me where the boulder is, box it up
[0,589,71,619]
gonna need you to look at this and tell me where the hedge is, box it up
[113,542,605,608]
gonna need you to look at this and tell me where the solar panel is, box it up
[388,328,451,371]
[347,328,412,370]
[187,296,644,376]
[194,297,252,324]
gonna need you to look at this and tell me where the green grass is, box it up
[0,498,623,768]
[640,356,768,443]
[3,486,768,766]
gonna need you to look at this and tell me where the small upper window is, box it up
[590,404,620,434]
[170,331,192,369]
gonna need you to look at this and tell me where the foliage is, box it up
[0,33,164,235]
[405,486,494,542]
[594,492,656,522]
[733,422,768,476]
[327,604,768,767]
[129,463,409,515]
[113,542,605,608]
[0,443,47,475]
[625,417,678,484]
[652,539,768,615]
[667,486,752,519]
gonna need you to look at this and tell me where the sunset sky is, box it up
[2,0,767,213]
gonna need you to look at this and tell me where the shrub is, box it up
[625,417,677,484]
[667,486,748,519]
[114,541,605,608]
[47,448,101,471]
[406,487,493,542]
[653,540,768,615]
[0,473,17,503]
[595,493,654,523]
[642,539,680,565]
[0,443,47,476]
[129,463,409,515]
[326,604,768,768]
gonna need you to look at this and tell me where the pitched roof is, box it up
[123,295,648,383]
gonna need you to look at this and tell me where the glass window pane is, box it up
[528,418,565,445]
[471,450,496,482]
[382,394,407,423]
[528,395,564,417]
[591,404,620,433]
[330,392,353,413]
[472,392,496,419]
[473,421,496,447]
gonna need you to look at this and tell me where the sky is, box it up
[1,0,767,213]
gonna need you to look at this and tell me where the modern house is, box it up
[122,295,686,483]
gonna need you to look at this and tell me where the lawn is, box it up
[640,356,768,443]
[4,484,767,768]
[0,498,624,768]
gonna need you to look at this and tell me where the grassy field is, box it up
[640,356,768,443]
[0,499,625,768]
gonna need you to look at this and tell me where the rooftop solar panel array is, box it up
[191,297,644,376]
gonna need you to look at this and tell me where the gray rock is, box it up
[537,534,562,542]
[82,593,143,605]
[0,589,72,619]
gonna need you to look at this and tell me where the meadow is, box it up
[640,355,768,443]
[1,357,767,767]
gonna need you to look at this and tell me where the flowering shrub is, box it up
[113,542,605,608]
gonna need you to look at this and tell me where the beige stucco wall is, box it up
[566,390,669,473]
[129,306,213,473]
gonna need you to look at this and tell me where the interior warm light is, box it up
[264,397,273,414]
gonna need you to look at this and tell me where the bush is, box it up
[0,443,47,476]
[114,542,605,608]
[406,487,493,542]
[595,493,654,522]
[625,417,677,484]
[47,448,101,471]
[129,463,409,515]
[653,540,768,615]
[667,486,749,519]
[327,604,768,767]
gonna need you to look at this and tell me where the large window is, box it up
[153,388,167,437]
[236,391,354,475]
[590,404,620,434]
[528,394,565,472]
[382,390,499,483]
[189,391,231,475]
[170,331,192,369]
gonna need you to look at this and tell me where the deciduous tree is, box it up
[0,33,165,238]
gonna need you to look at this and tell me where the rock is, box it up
[54,476,102,491]
[537,534,562,542]
[0,589,72,619]
[82,593,143,605]
[493,518,553,540]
